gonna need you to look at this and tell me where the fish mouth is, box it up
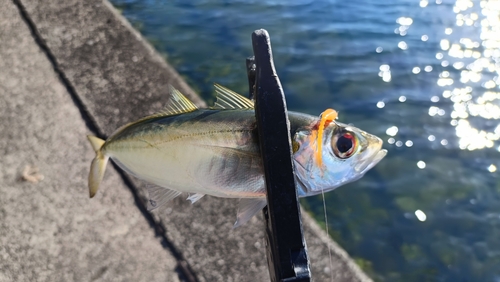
[354,135,387,174]
[355,149,387,174]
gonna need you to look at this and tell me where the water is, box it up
[111,0,500,281]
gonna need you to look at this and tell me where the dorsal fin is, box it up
[160,85,198,116]
[107,86,198,137]
[213,84,254,110]
[146,86,198,119]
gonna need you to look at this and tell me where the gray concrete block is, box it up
[0,1,180,281]
[18,0,205,137]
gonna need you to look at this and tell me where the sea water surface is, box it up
[110,0,500,281]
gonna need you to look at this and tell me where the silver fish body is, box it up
[87,85,387,226]
[104,109,315,198]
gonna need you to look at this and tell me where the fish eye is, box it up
[332,132,358,159]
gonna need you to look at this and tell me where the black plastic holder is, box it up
[246,29,312,282]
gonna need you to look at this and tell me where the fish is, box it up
[87,84,387,227]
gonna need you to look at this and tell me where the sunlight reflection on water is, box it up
[380,0,500,153]
[441,0,500,151]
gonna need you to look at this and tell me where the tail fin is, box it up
[87,135,109,198]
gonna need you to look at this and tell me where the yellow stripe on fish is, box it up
[314,108,338,168]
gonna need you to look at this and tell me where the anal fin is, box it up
[186,193,205,204]
[234,198,267,228]
[146,184,182,211]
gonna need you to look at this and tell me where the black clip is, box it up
[247,29,312,282]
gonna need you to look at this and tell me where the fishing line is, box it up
[321,188,334,281]
[315,109,336,281]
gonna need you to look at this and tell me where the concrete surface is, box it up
[0,1,180,281]
[0,0,373,281]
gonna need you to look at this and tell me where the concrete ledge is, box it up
[0,1,180,281]
[2,0,373,281]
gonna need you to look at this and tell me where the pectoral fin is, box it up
[234,198,267,228]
